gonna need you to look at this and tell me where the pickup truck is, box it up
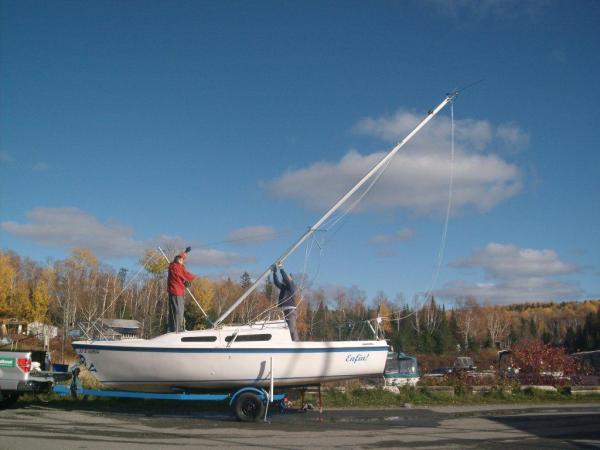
[0,350,70,407]
[424,356,477,377]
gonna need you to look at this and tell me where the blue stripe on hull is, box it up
[100,373,382,385]
[72,344,389,353]
[96,373,381,389]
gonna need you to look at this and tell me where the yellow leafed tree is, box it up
[69,248,99,272]
[0,253,17,316]
[377,302,394,334]
[29,268,53,322]
[190,276,215,314]
[12,281,31,321]
[141,249,169,275]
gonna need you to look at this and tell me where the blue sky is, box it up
[1,0,599,306]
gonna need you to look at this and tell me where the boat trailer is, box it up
[53,367,287,422]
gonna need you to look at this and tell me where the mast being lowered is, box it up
[213,92,457,327]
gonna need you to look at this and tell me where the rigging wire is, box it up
[252,100,458,332]
[301,156,394,264]
[246,232,324,325]
[423,99,456,300]
[392,99,456,323]
[454,78,484,95]
[324,157,394,233]
[300,99,458,330]
[250,159,395,326]
[84,251,160,336]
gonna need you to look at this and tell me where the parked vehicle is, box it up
[424,356,476,378]
[383,352,420,386]
[0,350,70,407]
[571,350,600,385]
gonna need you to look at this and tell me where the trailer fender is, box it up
[228,387,268,407]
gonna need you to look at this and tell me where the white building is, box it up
[27,321,58,339]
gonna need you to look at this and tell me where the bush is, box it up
[509,340,577,387]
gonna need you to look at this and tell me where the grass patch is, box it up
[313,386,600,408]
[305,386,461,408]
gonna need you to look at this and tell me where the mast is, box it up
[213,92,457,327]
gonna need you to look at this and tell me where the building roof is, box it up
[100,319,142,329]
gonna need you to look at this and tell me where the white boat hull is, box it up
[73,322,388,392]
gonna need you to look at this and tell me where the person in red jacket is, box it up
[167,247,195,332]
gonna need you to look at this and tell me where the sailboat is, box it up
[72,92,456,393]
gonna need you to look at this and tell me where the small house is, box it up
[99,319,142,339]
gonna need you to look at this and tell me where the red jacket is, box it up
[167,262,195,296]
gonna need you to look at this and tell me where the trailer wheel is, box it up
[0,392,19,408]
[233,392,265,422]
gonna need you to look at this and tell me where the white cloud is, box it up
[0,151,14,163]
[450,243,576,279]
[435,278,582,305]
[268,110,523,215]
[154,235,255,267]
[1,207,144,257]
[355,111,494,151]
[186,248,254,267]
[1,207,250,267]
[226,225,277,245]
[435,243,581,304]
[496,124,529,151]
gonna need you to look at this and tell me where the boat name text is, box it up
[345,353,370,364]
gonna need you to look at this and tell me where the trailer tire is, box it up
[0,391,19,408]
[233,392,265,422]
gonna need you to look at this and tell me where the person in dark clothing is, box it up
[272,265,299,341]
[167,247,195,333]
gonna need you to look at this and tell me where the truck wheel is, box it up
[233,392,265,422]
[0,392,19,408]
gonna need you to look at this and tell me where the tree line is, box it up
[1,248,598,354]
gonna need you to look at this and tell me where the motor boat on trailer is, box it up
[72,93,456,393]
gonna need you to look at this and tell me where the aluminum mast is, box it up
[213,92,457,327]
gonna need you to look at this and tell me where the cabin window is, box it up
[181,336,217,342]
[225,334,272,342]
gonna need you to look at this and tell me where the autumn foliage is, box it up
[509,340,578,385]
